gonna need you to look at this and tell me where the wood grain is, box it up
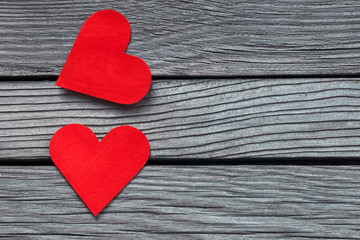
[1,165,360,239]
[1,78,360,160]
[1,0,360,76]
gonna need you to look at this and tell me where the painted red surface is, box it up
[49,124,150,216]
[56,10,151,104]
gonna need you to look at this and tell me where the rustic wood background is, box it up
[1,1,360,239]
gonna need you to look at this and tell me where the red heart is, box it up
[56,10,151,104]
[49,124,150,216]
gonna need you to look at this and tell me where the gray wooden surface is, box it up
[1,0,360,76]
[2,78,360,160]
[1,1,360,239]
[2,165,360,239]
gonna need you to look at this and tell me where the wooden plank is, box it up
[1,1,360,76]
[1,165,360,239]
[1,78,360,160]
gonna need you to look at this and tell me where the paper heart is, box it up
[49,124,150,216]
[56,10,151,104]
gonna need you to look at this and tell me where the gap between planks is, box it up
[3,73,360,81]
[2,158,360,166]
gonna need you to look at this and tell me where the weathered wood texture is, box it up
[1,78,360,160]
[1,0,360,76]
[1,165,360,239]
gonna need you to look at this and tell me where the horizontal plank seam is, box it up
[4,73,360,81]
[1,157,360,166]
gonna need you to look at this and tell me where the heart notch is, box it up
[56,10,151,104]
